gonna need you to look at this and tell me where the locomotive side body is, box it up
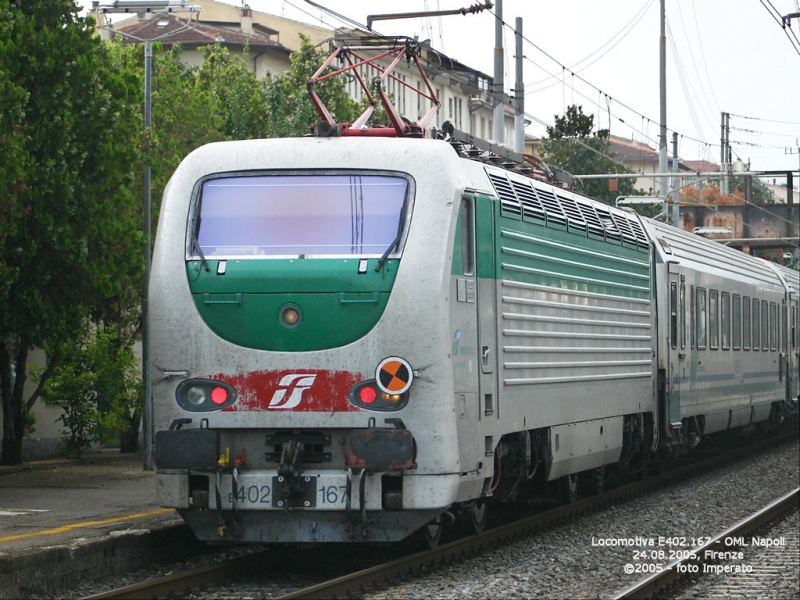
[462,167,657,493]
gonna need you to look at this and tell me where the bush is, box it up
[40,326,141,458]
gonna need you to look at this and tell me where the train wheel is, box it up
[463,501,487,535]
[559,472,579,504]
[418,517,442,549]
[590,467,605,495]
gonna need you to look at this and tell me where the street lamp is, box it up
[95,0,201,471]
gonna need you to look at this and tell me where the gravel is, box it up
[365,438,799,600]
[55,438,799,599]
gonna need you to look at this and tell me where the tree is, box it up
[0,1,142,465]
[538,105,640,206]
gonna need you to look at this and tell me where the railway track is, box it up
[611,486,799,599]
[82,433,797,600]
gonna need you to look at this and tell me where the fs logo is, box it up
[267,374,317,409]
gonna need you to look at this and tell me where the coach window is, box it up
[690,285,695,348]
[780,304,787,352]
[709,290,719,350]
[743,297,751,350]
[769,302,777,351]
[752,300,760,352]
[459,197,475,276]
[792,305,797,348]
[696,287,707,349]
[721,292,731,350]
[680,283,686,349]
[762,301,769,350]
[732,294,741,350]
[670,282,678,349]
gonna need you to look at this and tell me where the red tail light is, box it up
[211,386,229,405]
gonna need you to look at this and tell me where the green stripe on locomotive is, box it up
[456,193,652,301]
[187,258,397,351]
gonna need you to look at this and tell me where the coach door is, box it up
[474,194,499,423]
[666,264,685,424]
[788,292,799,402]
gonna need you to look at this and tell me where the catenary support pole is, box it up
[143,38,153,472]
[672,132,680,228]
[514,16,524,153]
[658,0,668,216]
[493,0,505,144]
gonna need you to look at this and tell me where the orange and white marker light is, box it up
[375,356,414,395]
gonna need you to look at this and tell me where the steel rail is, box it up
[82,432,797,600]
[81,551,270,600]
[610,487,799,600]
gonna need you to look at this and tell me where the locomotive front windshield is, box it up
[193,174,409,258]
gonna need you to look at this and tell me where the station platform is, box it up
[0,448,204,598]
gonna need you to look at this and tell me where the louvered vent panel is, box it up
[532,184,566,226]
[611,211,638,245]
[626,215,650,248]
[593,205,621,241]
[511,178,546,221]
[576,200,606,237]
[488,172,521,217]
[556,193,586,230]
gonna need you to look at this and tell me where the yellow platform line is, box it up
[0,508,175,543]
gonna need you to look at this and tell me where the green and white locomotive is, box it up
[151,37,798,544]
[150,134,798,544]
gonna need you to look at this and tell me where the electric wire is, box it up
[758,0,800,54]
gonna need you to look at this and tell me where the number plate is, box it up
[220,473,350,510]
[272,475,317,508]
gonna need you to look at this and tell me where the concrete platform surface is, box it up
[0,449,203,598]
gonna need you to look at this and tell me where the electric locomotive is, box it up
[148,129,797,545]
[151,40,797,545]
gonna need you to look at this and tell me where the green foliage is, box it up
[539,105,640,206]
[0,0,142,464]
[196,43,271,140]
[40,327,142,458]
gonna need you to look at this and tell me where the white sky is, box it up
[265,0,800,178]
[89,0,800,178]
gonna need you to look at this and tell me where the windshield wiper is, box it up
[192,229,210,272]
[374,233,401,273]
